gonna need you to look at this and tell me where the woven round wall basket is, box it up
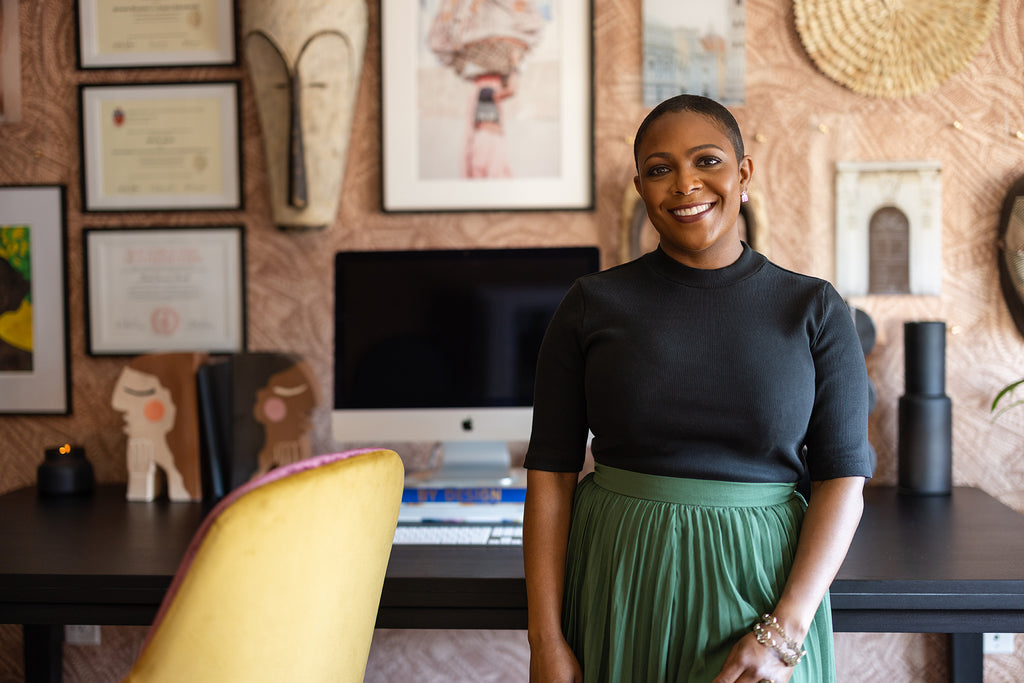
[793,0,999,98]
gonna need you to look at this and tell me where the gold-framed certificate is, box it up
[77,0,237,68]
[83,226,246,355]
[80,82,242,212]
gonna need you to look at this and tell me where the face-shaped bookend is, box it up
[243,0,367,230]
[252,360,322,479]
[998,175,1024,340]
[112,353,205,502]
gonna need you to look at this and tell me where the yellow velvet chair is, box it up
[123,447,405,683]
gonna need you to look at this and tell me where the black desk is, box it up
[2,486,1023,683]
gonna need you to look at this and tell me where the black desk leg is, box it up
[23,624,62,683]
[949,633,983,683]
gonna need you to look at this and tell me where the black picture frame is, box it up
[80,81,243,212]
[83,226,247,356]
[76,0,238,69]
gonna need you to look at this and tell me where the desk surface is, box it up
[832,486,1024,632]
[2,485,1024,633]
[0,487,206,625]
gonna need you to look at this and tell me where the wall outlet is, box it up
[64,624,101,646]
[983,633,1015,654]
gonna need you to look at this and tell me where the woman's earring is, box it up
[741,190,749,203]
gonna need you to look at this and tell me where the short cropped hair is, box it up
[633,94,745,170]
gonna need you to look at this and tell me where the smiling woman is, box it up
[523,94,872,683]
[631,102,752,269]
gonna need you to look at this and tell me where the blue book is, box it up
[402,485,527,504]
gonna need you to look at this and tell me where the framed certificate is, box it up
[381,0,594,212]
[84,226,246,355]
[0,186,70,414]
[80,82,242,212]
[77,0,237,68]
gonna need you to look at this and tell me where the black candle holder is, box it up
[38,444,94,496]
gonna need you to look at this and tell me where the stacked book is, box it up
[398,467,527,523]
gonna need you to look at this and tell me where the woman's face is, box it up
[633,110,752,269]
[111,366,175,438]
[253,363,317,437]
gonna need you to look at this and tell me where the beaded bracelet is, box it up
[752,613,806,667]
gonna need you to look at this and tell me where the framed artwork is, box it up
[84,226,246,355]
[80,82,242,212]
[643,0,747,107]
[0,186,70,414]
[381,0,593,212]
[834,160,942,297]
[76,0,237,69]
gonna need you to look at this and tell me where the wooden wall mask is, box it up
[243,0,367,230]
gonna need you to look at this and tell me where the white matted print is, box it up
[382,0,593,212]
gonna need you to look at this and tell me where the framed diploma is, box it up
[80,82,242,212]
[0,185,70,414]
[77,0,237,68]
[83,226,246,355]
[381,0,594,212]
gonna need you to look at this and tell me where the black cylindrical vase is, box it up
[898,321,952,496]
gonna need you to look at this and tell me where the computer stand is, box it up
[416,440,524,486]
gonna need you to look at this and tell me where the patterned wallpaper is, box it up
[1,1,1022,681]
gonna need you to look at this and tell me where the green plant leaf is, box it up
[991,378,1024,419]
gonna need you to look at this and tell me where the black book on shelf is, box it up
[196,360,231,501]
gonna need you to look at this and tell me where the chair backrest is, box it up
[123,447,405,683]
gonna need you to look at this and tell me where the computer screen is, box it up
[332,246,600,476]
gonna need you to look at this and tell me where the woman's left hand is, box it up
[711,632,794,683]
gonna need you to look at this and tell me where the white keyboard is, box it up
[393,524,523,546]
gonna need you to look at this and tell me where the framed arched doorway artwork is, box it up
[834,161,943,298]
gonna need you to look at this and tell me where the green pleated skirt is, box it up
[562,464,835,683]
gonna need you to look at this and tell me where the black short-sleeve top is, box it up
[524,245,874,483]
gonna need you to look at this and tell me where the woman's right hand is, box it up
[524,470,581,681]
[529,636,582,683]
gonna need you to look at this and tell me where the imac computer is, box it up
[332,246,600,482]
